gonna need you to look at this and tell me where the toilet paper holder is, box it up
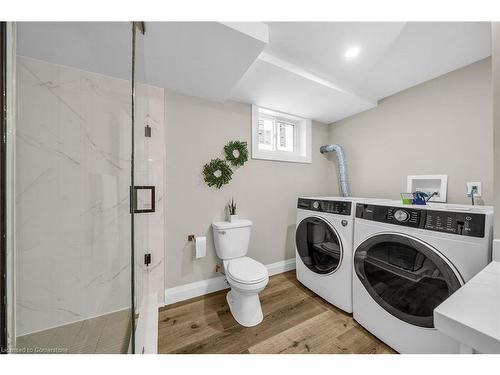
[189,234,207,259]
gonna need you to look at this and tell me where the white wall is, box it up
[328,58,493,205]
[164,91,336,288]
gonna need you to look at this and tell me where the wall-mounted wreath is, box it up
[202,158,233,189]
[224,140,248,167]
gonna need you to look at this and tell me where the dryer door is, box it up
[354,233,462,328]
[295,216,342,274]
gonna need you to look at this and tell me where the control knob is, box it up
[394,209,409,222]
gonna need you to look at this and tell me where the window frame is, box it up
[275,117,297,153]
[252,105,312,164]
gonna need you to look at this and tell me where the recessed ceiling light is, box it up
[344,46,361,59]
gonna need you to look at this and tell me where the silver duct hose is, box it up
[320,144,351,197]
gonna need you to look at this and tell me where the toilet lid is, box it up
[227,257,268,284]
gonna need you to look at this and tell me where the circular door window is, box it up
[354,233,462,328]
[295,216,343,274]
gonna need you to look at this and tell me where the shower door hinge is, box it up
[144,253,152,267]
[134,22,146,35]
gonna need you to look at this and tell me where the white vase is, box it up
[229,214,239,223]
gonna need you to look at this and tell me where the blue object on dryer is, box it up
[412,192,427,205]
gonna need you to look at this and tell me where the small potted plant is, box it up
[227,198,238,223]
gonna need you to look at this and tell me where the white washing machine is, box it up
[295,196,386,313]
[353,200,493,353]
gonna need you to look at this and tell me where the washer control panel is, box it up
[356,204,486,238]
[298,198,351,216]
[423,210,485,237]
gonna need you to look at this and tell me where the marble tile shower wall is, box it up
[16,56,165,336]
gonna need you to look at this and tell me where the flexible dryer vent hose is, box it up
[320,144,351,197]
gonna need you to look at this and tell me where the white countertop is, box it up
[434,261,500,354]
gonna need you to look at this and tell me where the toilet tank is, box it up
[212,220,252,260]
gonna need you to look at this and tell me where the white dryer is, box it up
[295,197,386,313]
[353,201,493,353]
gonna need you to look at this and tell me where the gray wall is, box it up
[164,91,336,288]
[329,58,493,205]
[493,24,500,234]
[164,58,492,289]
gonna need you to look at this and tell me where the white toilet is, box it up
[212,219,269,327]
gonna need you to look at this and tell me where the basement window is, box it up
[252,105,311,163]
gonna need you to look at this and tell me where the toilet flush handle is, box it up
[220,231,226,235]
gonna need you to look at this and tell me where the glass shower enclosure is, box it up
[8,22,150,354]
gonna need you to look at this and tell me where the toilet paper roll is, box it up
[195,236,206,259]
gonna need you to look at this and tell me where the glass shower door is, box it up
[131,22,166,354]
[14,22,135,354]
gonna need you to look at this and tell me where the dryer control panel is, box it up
[356,204,486,238]
[298,198,351,216]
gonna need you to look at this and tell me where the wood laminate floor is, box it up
[158,271,396,354]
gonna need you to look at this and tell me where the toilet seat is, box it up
[226,257,268,284]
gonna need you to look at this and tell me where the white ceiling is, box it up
[18,22,267,102]
[230,53,377,123]
[261,22,491,101]
[262,22,408,100]
[139,22,267,101]
[17,22,491,124]
[231,22,491,122]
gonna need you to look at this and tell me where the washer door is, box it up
[295,216,343,274]
[354,233,462,328]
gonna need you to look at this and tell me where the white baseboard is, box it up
[164,275,229,305]
[266,258,296,276]
[164,258,296,305]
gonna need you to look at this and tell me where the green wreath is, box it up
[202,158,233,189]
[224,140,248,167]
